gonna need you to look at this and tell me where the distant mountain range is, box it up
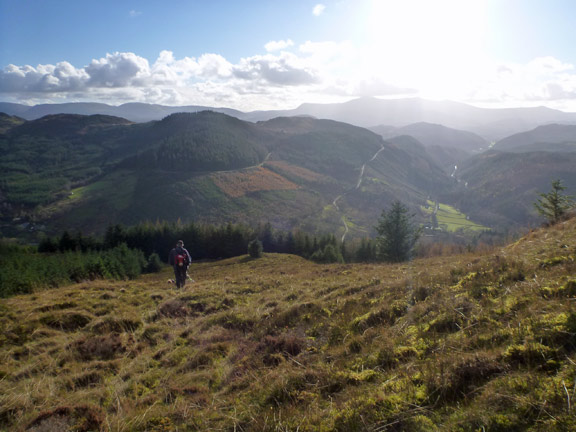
[3,97,576,141]
[1,106,575,238]
[0,101,245,124]
[369,122,488,170]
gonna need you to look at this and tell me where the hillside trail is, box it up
[333,144,387,242]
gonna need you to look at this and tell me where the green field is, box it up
[422,200,489,232]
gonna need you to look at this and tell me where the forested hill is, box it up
[123,111,269,172]
[0,111,457,237]
[1,109,574,239]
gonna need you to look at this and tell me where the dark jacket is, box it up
[168,246,192,268]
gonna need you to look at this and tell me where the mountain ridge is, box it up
[3,97,576,140]
[494,123,576,152]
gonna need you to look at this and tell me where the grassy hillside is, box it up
[1,217,576,431]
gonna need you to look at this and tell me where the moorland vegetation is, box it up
[1,214,576,431]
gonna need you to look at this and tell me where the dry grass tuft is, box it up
[71,333,129,361]
[26,405,103,432]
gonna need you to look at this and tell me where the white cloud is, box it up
[86,52,151,87]
[465,57,576,105]
[0,62,88,92]
[196,54,233,79]
[312,4,326,16]
[264,39,294,52]
[233,52,318,86]
[3,47,576,112]
[129,10,142,17]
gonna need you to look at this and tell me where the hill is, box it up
[1,216,576,430]
[1,111,457,238]
[370,122,487,170]
[494,123,576,153]
[0,101,246,123]
[3,110,576,238]
[447,149,576,227]
[371,122,487,152]
[0,112,25,133]
[0,114,136,208]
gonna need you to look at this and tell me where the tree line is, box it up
[2,199,509,298]
[36,202,425,266]
[37,221,349,264]
[0,242,160,298]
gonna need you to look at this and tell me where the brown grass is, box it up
[265,160,328,183]
[210,166,300,197]
[1,217,576,430]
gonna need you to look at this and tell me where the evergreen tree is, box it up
[38,236,58,253]
[59,231,76,252]
[104,224,126,249]
[310,244,344,264]
[376,201,421,263]
[248,239,264,259]
[146,253,164,273]
[534,179,575,225]
[260,222,274,252]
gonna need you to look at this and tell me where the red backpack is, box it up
[176,253,187,267]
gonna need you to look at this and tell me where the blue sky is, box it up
[2,0,576,111]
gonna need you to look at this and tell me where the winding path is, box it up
[333,144,387,242]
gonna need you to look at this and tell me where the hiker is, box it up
[168,240,192,289]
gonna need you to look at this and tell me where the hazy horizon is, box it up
[2,0,576,112]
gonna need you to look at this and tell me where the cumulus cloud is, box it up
[312,4,326,16]
[0,62,88,92]
[86,52,151,87]
[264,39,294,52]
[0,50,324,108]
[196,54,233,79]
[3,47,576,111]
[233,52,319,86]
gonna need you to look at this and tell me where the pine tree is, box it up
[248,239,264,259]
[376,201,421,263]
[534,179,575,225]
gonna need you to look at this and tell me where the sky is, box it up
[2,0,576,111]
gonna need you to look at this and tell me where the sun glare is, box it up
[367,0,489,99]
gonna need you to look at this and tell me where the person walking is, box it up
[168,240,192,289]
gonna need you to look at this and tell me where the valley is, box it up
[1,98,576,244]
